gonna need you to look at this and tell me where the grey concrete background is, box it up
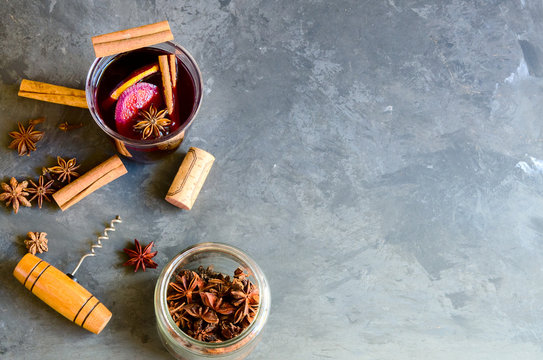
[1,0,543,359]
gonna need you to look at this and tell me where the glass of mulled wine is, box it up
[86,42,203,162]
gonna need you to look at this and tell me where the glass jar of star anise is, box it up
[154,243,270,360]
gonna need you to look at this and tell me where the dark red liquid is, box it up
[96,48,196,142]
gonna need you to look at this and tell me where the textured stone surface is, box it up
[2,0,543,359]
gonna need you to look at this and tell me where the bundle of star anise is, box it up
[167,266,259,342]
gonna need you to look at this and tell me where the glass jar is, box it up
[154,243,271,360]
[85,41,203,163]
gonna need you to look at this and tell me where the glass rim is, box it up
[85,41,203,148]
[154,242,270,352]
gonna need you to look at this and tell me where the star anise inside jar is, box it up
[167,266,260,343]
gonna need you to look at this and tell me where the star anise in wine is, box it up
[24,232,48,255]
[168,271,203,303]
[0,177,31,214]
[8,122,44,156]
[123,239,158,272]
[231,280,260,324]
[48,156,80,183]
[133,105,171,139]
[27,176,55,208]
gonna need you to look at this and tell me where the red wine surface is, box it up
[96,48,196,141]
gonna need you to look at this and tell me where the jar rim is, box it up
[154,242,271,353]
[85,41,203,148]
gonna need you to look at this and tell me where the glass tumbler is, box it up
[154,243,271,360]
[85,41,203,162]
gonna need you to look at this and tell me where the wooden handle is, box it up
[165,147,215,210]
[13,254,112,334]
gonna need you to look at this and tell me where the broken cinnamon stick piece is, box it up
[52,155,127,211]
[29,117,46,125]
[18,80,87,108]
[92,21,173,58]
[159,55,175,115]
[165,147,215,210]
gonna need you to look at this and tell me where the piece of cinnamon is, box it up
[169,54,177,91]
[159,55,175,115]
[18,80,87,108]
[114,139,133,158]
[52,155,127,211]
[29,117,46,125]
[165,147,215,210]
[92,21,174,58]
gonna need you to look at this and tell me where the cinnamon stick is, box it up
[165,147,215,210]
[52,155,127,211]
[92,21,173,58]
[18,80,87,108]
[169,54,177,91]
[159,55,175,115]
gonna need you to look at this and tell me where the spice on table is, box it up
[41,168,61,189]
[27,175,55,208]
[167,266,260,342]
[133,105,171,139]
[0,177,31,214]
[52,155,127,211]
[123,239,158,272]
[58,121,84,131]
[91,20,174,58]
[18,79,87,108]
[29,117,46,126]
[8,121,44,156]
[48,156,80,183]
[24,232,48,255]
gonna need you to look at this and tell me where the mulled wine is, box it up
[86,42,203,162]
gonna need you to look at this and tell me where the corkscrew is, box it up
[13,215,122,334]
[69,215,122,279]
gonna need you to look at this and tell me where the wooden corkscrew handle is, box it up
[13,253,112,334]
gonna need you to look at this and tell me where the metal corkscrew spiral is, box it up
[68,215,122,278]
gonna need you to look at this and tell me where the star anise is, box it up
[168,271,204,303]
[184,303,219,324]
[24,232,48,255]
[207,280,231,299]
[8,122,44,156]
[200,292,235,315]
[220,323,242,340]
[231,280,260,324]
[47,156,80,183]
[123,239,158,272]
[189,322,218,342]
[169,301,192,329]
[27,176,55,208]
[0,177,31,214]
[167,266,260,342]
[133,105,171,139]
